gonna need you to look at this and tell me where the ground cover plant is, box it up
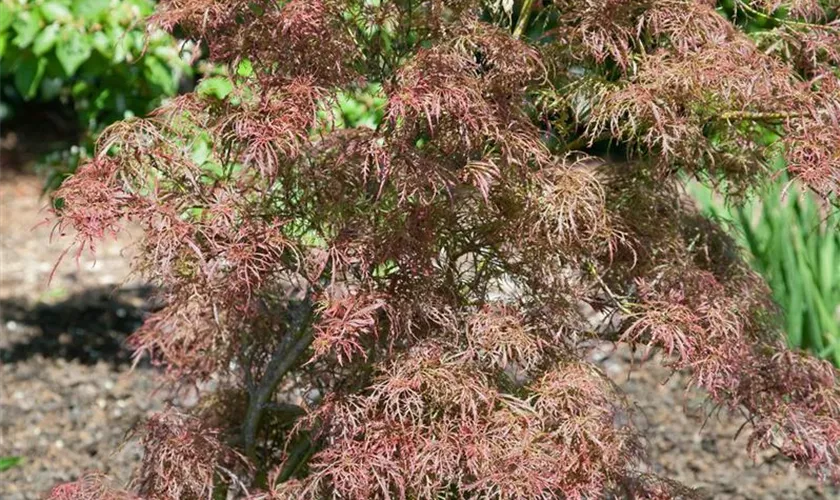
[47,0,840,498]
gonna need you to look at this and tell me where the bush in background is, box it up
[0,0,195,186]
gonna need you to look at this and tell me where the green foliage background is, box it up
[0,0,195,186]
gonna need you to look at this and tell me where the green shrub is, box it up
[690,174,840,366]
[0,0,194,186]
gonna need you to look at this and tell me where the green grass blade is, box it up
[0,456,22,472]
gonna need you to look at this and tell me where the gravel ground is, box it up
[1,175,169,499]
[594,344,839,499]
[1,174,838,499]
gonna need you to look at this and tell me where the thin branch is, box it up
[561,132,611,152]
[717,109,809,122]
[586,261,634,315]
[277,432,315,482]
[242,299,315,461]
[733,0,840,32]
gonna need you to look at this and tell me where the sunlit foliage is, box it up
[49,1,840,498]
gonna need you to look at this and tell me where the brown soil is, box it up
[1,174,838,499]
[1,175,170,499]
[595,344,839,499]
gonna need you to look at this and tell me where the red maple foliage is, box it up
[48,0,840,498]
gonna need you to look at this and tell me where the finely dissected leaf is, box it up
[44,0,840,498]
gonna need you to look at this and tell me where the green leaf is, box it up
[14,55,47,99]
[90,30,111,57]
[236,59,253,77]
[109,26,128,63]
[0,1,14,32]
[0,456,22,472]
[55,27,91,75]
[0,101,11,120]
[191,137,211,166]
[12,10,42,48]
[70,79,89,96]
[32,23,59,55]
[819,229,836,299]
[200,161,225,179]
[40,76,64,100]
[144,57,176,94]
[40,1,72,23]
[71,0,108,19]
[197,76,233,99]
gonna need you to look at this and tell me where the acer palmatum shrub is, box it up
[47,0,840,498]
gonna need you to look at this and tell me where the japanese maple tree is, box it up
[49,0,840,498]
